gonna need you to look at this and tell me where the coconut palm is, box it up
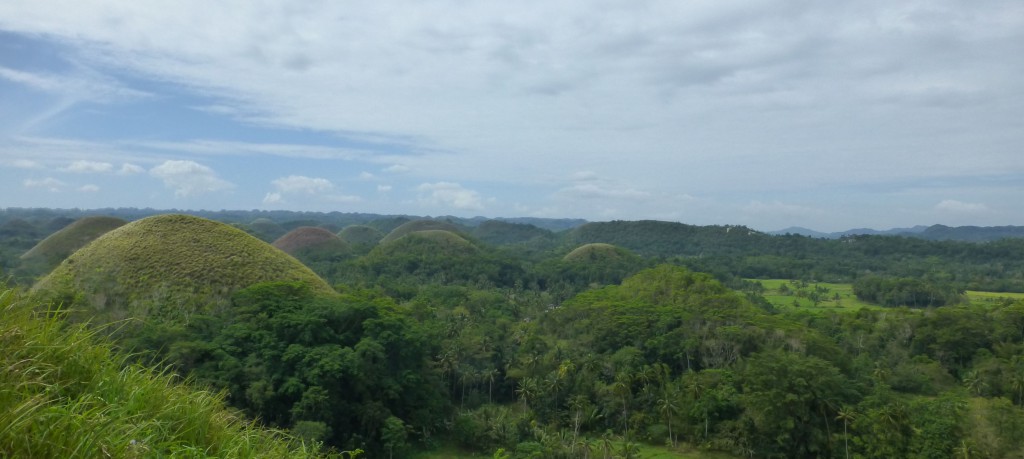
[835,406,857,459]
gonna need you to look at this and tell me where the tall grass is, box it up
[0,288,321,458]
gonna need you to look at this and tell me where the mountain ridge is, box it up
[769,224,1023,242]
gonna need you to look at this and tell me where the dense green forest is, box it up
[4,208,1024,458]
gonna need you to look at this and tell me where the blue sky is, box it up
[1,1,1022,232]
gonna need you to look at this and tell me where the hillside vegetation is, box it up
[0,288,319,458]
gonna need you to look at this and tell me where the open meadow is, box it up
[751,279,1024,312]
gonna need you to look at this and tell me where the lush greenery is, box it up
[853,275,964,308]
[0,288,320,458]
[6,208,1024,457]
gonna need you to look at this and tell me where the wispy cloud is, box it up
[417,182,485,211]
[23,177,65,192]
[118,163,145,175]
[9,159,41,169]
[0,65,149,102]
[62,160,113,173]
[271,175,334,194]
[556,171,650,200]
[935,199,989,213]
[150,160,233,197]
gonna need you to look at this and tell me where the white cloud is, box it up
[270,175,334,194]
[63,160,113,173]
[0,65,149,103]
[326,194,362,203]
[384,164,410,174]
[377,185,393,193]
[79,184,100,192]
[118,163,145,175]
[24,177,65,192]
[265,175,365,206]
[359,171,375,180]
[263,192,284,205]
[417,182,485,210]
[150,160,233,197]
[557,171,650,201]
[935,199,989,213]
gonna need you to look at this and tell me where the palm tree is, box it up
[517,377,538,409]
[953,439,973,459]
[483,367,499,404]
[657,389,680,447]
[1009,356,1024,406]
[610,372,633,438]
[962,370,986,396]
[835,407,856,459]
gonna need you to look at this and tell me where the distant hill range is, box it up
[770,224,1024,242]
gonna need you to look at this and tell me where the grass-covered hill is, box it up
[32,214,333,325]
[272,226,350,256]
[338,224,386,246]
[380,220,468,244]
[19,216,127,272]
[0,288,319,458]
[377,230,479,257]
[354,230,524,295]
[562,242,637,263]
[245,217,288,242]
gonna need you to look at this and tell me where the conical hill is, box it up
[562,243,638,263]
[33,214,333,324]
[20,216,127,267]
[380,220,466,244]
[338,225,385,246]
[272,226,349,256]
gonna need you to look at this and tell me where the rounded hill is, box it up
[21,216,126,264]
[272,226,349,256]
[380,220,466,244]
[563,243,638,263]
[246,217,286,242]
[338,225,385,246]
[378,229,477,255]
[33,214,333,324]
[361,230,522,289]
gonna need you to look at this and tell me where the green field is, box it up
[749,279,880,312]
[965,289,1024,305]
[750,279,1024,312]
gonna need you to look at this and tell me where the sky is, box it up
[1,1,1022,232]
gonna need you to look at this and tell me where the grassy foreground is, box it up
[0,288,320,458]
[411,440,737,459]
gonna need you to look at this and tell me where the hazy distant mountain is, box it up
[915,225,1024,242]
[769,226,833,238]
[769,224,1024,241]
